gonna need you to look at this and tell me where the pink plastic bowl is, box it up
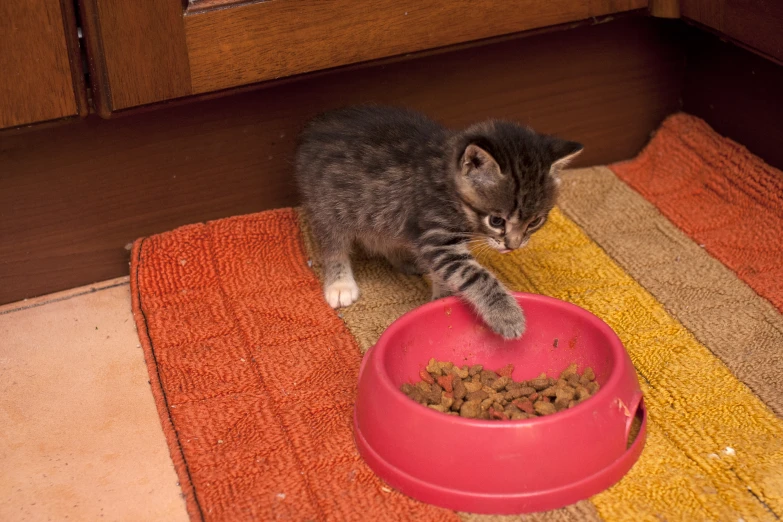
[353,292,646,514]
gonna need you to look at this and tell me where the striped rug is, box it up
[131,113,783,522]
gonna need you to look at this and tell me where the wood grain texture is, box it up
[0,0,81,128]
[681,0,783,63]
[185,0,647,94]
[0,17,682,304]
[79,0,191,113]
[682,27,783,171]
[649,0,681,18]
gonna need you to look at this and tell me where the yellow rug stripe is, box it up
[475,208,783,522]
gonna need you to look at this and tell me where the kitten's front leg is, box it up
[322,247,359,308]
[424,245,525,339]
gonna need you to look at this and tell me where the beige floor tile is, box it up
[0,279,188,522]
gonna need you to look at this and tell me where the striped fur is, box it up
[295,105,581,339]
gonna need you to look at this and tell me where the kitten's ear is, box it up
[461,144,502,182]
[549,139,584,172]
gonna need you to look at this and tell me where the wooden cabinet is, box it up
[0,0,87,129]
[78,0,646,116]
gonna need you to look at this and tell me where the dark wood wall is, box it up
[2,16,687,304]
[682,27,783,171]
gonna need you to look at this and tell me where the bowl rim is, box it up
[369,291,630,428]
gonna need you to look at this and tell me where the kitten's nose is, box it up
[505,233,523,250]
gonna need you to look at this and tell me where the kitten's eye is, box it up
[488,216,506,229]
[529,216,545,229]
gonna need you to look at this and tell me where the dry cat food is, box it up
[400,359,600,420]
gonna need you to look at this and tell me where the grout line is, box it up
[0,280,130,316]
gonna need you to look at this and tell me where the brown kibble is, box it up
[505,388,526,400]
[459,400,481,418]
[426,358,441,376]
[428,383,443,404]
[466,390,489,402]
[464,380,483,393]
[480,370,499,387]
[529,378,550,391]
[408,387,427,404]
[491,376,511,391]
[559,363,578,381]
[534,401,557,416]
[575,385,590,401]
[452,366,469,379]
[556,387,576,402]
[441,395,454,410]
[452,378,467,400]
[462,380,484,392]
[407,360,592,420]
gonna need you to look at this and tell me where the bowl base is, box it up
[352,404,647,515]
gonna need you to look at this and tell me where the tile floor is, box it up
[0,278,188,522]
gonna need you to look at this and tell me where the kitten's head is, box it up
[452,121,583,253]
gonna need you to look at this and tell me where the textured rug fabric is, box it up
[610,113,783,315]
[131,114,783,522]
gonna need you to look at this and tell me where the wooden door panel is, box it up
[81,0,646,114]
[184,0,647,94]
[0,0,86,129]
[79,0,191,115]
[681,0,783,63]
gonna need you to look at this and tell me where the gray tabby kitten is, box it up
[295,106,582,339]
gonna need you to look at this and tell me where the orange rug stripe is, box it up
[131,209,459,522]
[610,113,783,314]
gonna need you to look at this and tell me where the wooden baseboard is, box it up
[0,16,684,305]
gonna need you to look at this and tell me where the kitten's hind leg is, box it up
[322,243,360,308]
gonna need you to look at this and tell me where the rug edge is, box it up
[130,237,203,522]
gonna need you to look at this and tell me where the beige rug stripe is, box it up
[558,166,783,417]
[297,210,603,522]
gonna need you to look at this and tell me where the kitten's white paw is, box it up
[324,279,360,308]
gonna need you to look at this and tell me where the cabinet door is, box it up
[79,0,646,116]
[0,0,87,129]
